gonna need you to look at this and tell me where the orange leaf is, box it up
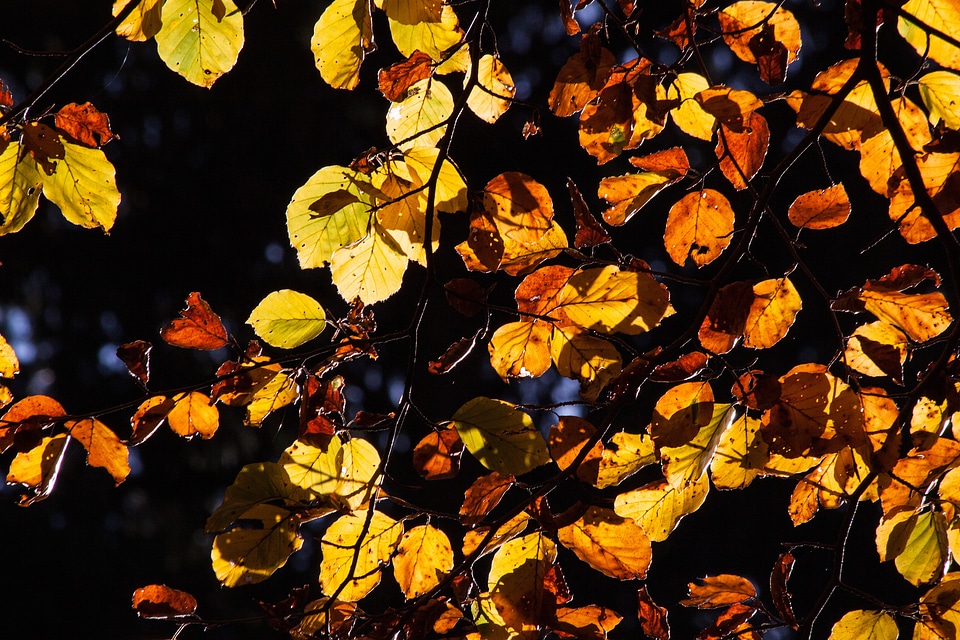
[650,381,715,448]
[412,428,463,480]
[548,416,602,484]
[132,584,198,618]
[129,395,176,446]
[719,1,801,67]
[460,471,514,526]
[628,147,691,174]
[787,183,852,229]
[716,112,769,190]
[557,505,652,580]
[680,574,757,608]
[168,391,219,439]
[1,395,67,454]
[488,320,552,380]
[548,28,615,117]
[699,282,755,354]
[770,552,797,628]
[742,277,802,349]
[444,277,488,317]
[160,292,229,350]
[664,189,734,267]
[66,417,130,484]
[378,50,434,102]
[551,604,623,639]
[637,585,670,640]
[567,178,611,248]
[116,340,152,387]
[650,351,710,382]
[483,172,554,244]
[55,102,118,148]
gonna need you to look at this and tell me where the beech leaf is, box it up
[160,292,229,350]
[452,397,551,476]
[132,585,198,619]
[247,290,327,349]
[155,0,244,87]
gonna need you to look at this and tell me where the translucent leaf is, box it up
[386,78,454,150]
[715,111,769,190]
[710,414,767,490]
[859,288,952,344]
[40,139,119,232]
[661,404,735,489]
[483,172,554,244]
[614,474,710,542]
[54,102,117,148]
[0,140,43,235]
[412,428,463,480]
[666,72,714,140]
[859,98,931,197]
[557,506,651,580]
[915,572,960,638]
[280,436,381,510]
[160,292,229,350]
[719,2,801,66]
[789,448,871,524]
[0,395,66,454]
[168,391,219,439]
[393,524,454,599]
[548,416,604,484]
[247,289,327,349]
[66,418,130,484]
[291,168,377,272]
[827,610,898,640]
[116,340,150,387]
[467,54,515,123]
[113,0,164,41]
[650,381,715,448]
[637,585,671,640]
[132,585,198,619]
[0,333,19,378]
[378,50,433,102]
[743,277,802,349]
[402,146,468,214]
[548,29,615,117]
[549,325,622,401]
[452,397,551,475]
[463,512,532,558]
[845,321,908,382]
[460,472,514,526]
[788,184,851,230]
[129,395,176,446]
[155,0,244,87]
[244,369,298,427]
[488,320,552,380]
[206,462,312,533]
[487,532,557,635]
[597,171,677,226]
[595,431,657,489]
[919,71,960,130]
[330,223,409,304]
[557,266,670,335]
[379,2,462,61]
[680,574,757,608]
[311,0,373,90]
[293,598,358,640]
[876,508,948,586]
[899,0,960,71]
[212,503,303,587]
[664,189,734,267]
[6,434,68,505]
[320,509,403,601]
[552,605,623,639]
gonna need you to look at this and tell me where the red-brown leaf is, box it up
[568,178,611,248]
[160,292,229,350]
[378,51,434,102]
[132,584,197,618]
[770,552,797,628]
[55,102,118,148]
[116,340,152,387]
[638,585,670,640]
[21,122,64,175]
[413,428,464,480]
[460,471,514,525]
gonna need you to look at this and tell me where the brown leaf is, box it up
[656,13,695,49]
[259,586,310,632]
[0,78,12,108]
[549,27,615,117]
[680,574,757,608]
[54,102,118,148]
[379,51,434,102]
[548,415,603,484]
[160,292,229,350]
[444,277,488,317]
[460,471,514,525]
[770,552,797,628]
[116,340,151,387]
[698,603,758,640]
[787,184,851,229]
[21,122,64,175]
[716,112,769,190]
[650,352,710,382]
[559,0,580,36]
[428,331,481,375]
[211,0,226,21]
[308,190,362,217]
[568,178,611,248]
[299,374,344,447]
[731,370,781,411]
[749,23,788,84]
[699,282,754,354]
[349,411,395,430]
[132,584,198,619]
[0,395,67,455]
[413,428,464,480]
[638,585,670,639]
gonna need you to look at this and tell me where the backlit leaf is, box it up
[463,511,532,558]
[487,532,557,635]
[0,334,19,379]
[552,605,623,639]
[719,2,801,67]
[548,416,603,484]
[116,340,150,387]
[412,428,463,480]
[386,78,453,150]
[155,0,244,87]
[899,0,960,71]
[206,462,312,534]
[680,574,757,608]
[452,397,551,475]
[113,0,164,41]
[212,503,302,587]
[40,139,119,232]
[614,474,710,542]
[666,72,715,140]
[0,395,67,454]
[6,434,68,506]
[788,184,851,230]
[664,189,734,267]
[168,391,219,439]
[312,0,374,90]
[378,51,434,102]
[460,472,514,526]
[550,326,622,401]
[919,71,960,130]
[132,584,198,619]
[394,524,454,599]
[876,508,948,586]
[0,140,43,235]
[711,414,768,490]
[244,369,298,427]
[489,320,552,380]
[637,585,670,640]
[699,281,755,354]
[549,28,615,117]
[247,289,327,349]
[742,277,802,349]
[320,509,403,601]
[598,171,677,227]
[595,431,657,489]
[160,292,229,350]
[828,609,898,640]
[661,404,735,488]
[379,2,462,61]
[55,102,117,148]
[859,98,931,197]
[916,572,960,638]
[129,395,176,446]
[715,111,769,190]
[66,418,130,484]
[858,283,952,344]
[845,321,908,382]
[887,151,960,244]
[568,178,611,248]
[557,505,651,580]
[280,436,381,510]
[650,381,715,448]
[330,223,409,304]
[483,172,554,244]
[557,266,670,335]
[467,54,515,123]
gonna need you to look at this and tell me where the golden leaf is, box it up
[664,189,734,267]
[666,72,715,140]
[710,414,768,490]
[787,184,851,230]
[876,508,948,586]
[386,78,454,150]
[680,574,758,608]
[661,404,735,488]
[320,509,403,601]
[168,391,219,439]
[330,223,409,304]
[66,417,130,484]
[719,1,801,66]
[0,140,43,236]
[212,503,303,587]
[113,0,164,41]
[393,524,454,599]
[557,266,670,335]
[311,0,374,90]
[899,0,960,71]
[466,54,515,123]
[614,474,710,542]
[6,434,69,505]
[557,506,652,580]
[488,320,552,381]
[742,277,802,349]
[40,139,119,232]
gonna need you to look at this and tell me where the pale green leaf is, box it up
[386,78,454,150]
[0,140,42,236]
[40,140,119,233]
[330,223,409,304]
[919,71,960,130]
[311,0,373,90]
[877,508,948,586]
[452,397,551,475]
[206,462,312,533]
[155,0,244,87]
[247,289,327,349]
[828,610,899,640]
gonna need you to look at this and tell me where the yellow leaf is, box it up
[595,431,657,489]
[293,598,358,640]
[860,289,952,344]
[286,165,375,269]
[719,1,801,64]
[488,321,552,381]
[557,266,670,335]
[393,524,454,599]
[859,98,931,197]
[487,532,556,635]
[247,289,327,349]
[483,172,555,244]
[330,223,409,304]
[680,574,757,608]
[0,140,42,235]
[557,505,651,580]
[243,370,298,427]
[6,434,69,506]
[915,572,960,638]
[402,146,468,213]
[0,334,19,378]
[667,72,715,140]
[877,508,948,586]
[887,151,960,244]
[845,321,909,380]
[664,189,734,267]
[787,184,852,230]
[710,414,768,490]
[212,503,303,586]
[155,0,244,87]
[899,0,960,71]
[919,71,960,130]
[661,404,735,488]
[452,397,551,475]
[549,325,622,401]
[280,436,380,510]
[386,78,454,150]
[650,381,715,448]
[113,0,163,41]
[206,462,313,533]
[320,509,403,601]
[168,391,219,439]
[597,171,676,226]
[379,1,462,61]
[40,139,119,232]
[614,474,710,542]
[311,0,373,90]
[743,277,802,349]
[467,54,515,123]
[463,511,532,558]
[553,606,623,639]
[66,418,130,484]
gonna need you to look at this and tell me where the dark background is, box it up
[0,1,938,638]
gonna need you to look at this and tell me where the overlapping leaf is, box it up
[155,0,244,87]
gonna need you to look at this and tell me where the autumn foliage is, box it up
[6,0,960,638]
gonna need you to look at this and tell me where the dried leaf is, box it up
[160,292,229,350]
[132,585,198,619]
